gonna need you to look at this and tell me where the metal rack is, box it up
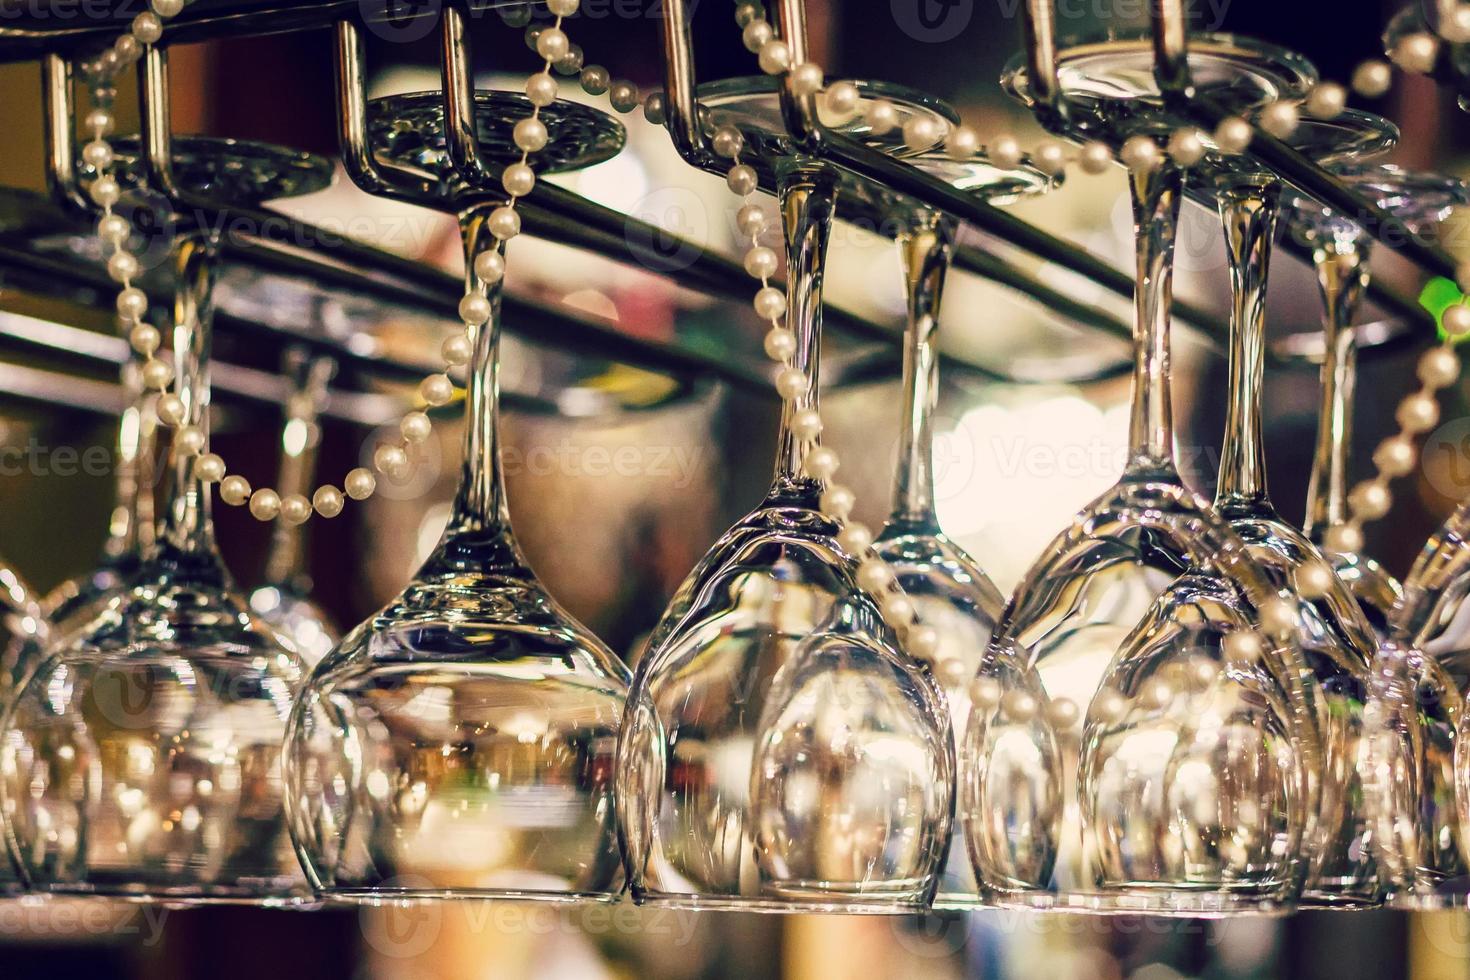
[0,0,1455,424]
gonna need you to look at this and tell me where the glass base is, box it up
[698,75,957,164]
[849,148,1058,228]
[696,76,958,213]
[1285,163,1470,243]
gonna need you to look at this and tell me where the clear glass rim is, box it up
[318,886,625,906]
[21,885,317,909]
[630,891,932,915]
[1275,108,1400,166]
[986,887,1300,918]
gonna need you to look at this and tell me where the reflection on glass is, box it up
[284,93,631,903]
[45,361,156,639]
[974,32,1321,913]
[872,150,1055,909]
[3,205,313,903]
[619,76,957,912]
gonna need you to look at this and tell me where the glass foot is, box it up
[368,91,624,192]
[848,148,1057,229]
[697,76,958,213]
[1003,32,1317,143]
[1286,162,1470,244]
[86,136,334,204]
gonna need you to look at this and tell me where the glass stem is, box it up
[105,360,156,561]
[263,435,312,587]
[770,162,838,498]
[1303,236,1369,542]
[1215,177,1280,508]
[1126,162,1184,478]
[158,229,223,565]
[262,354,325,588]
[889,212,954,530]
[421,205,522,576]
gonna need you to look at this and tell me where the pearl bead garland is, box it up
[72,0,1463,573]
[77,0,610,525]
[721,7,1225,711]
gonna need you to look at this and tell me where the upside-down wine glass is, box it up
[1294,166,1470,633]
[1364,214,1470,911]
[248,350,339,667]
[1193,106,1399,910]
[977,30,1323,914]
[1364,498,1470,907]
[44,360,156,637]
[617,76,958,912]
[0,132,333,904]
[869,149,1055,910]
[283,90,632,903]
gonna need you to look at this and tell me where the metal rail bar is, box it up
[8,0,1448,383]
[654,0,1234,345]
[1142,0,1460,286]
[0,307,401,425]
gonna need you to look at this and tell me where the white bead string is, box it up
[78,0,600,525]
[73,0,1468,578]
[719,2,1469,563]
[714,2,1470,716]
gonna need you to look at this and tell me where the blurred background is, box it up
[0,0,1468,977]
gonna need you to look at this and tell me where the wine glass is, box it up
[1364,510,1470,907]
[248,350,339,667]
[617,77,959,913]
[283,91,632,903]
[0,565,46,898]
[868,150,1056,910]
[0,135,332,905]
[44,360,157,638]
[976,31,1323,914]
[1183,106,1401,912]
[1289,164,1469,636]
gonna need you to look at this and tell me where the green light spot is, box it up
[1421,277,1467,342]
